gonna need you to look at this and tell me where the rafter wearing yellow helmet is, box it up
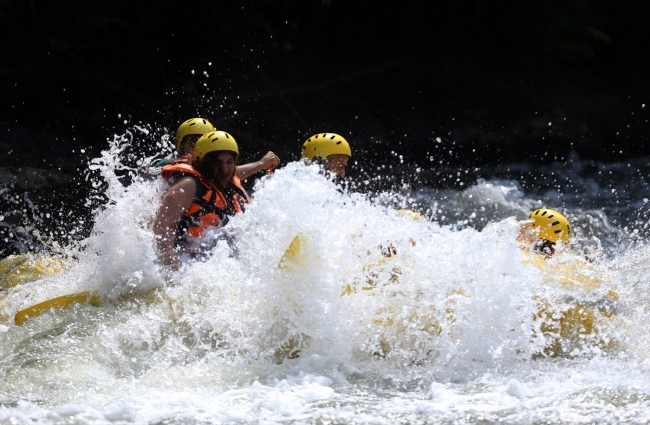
[517,208,572,257]
[529,208,572,243]
[154,130,250,270]
[193,130,239,160]
[175,118,216,154]
[159,117,280,180]
[301,133,352,178]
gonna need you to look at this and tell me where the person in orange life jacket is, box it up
[517,208,572,257]
[153,130,249,270]
[301,133,351,178]
[158,118,280,180]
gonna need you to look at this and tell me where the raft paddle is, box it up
[13,235,307,326]
[14,292,100,326]
[278,233,305,269]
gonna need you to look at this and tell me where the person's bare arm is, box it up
[236,151,280,180]
[152,177,196,270]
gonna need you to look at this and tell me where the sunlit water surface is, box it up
[2,133,650,424]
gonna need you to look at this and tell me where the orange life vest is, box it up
[161,163,249,248]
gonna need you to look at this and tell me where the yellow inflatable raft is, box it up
[1,254,70,323]
[340,242,619,357]
[523,251,619,356]
[0,254,66,290]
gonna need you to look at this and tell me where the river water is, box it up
[2,131,650,424]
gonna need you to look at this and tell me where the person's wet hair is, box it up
[192,151,238,190]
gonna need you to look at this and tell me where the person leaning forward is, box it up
[153,130,250,270]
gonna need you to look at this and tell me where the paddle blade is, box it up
[14,292,100,326]
[278,233,305,270]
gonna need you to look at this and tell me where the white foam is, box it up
[1,136,649,424]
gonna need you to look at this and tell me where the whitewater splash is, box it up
[2,131,650,424]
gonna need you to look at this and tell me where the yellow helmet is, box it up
[301,133,352,160]
[194,131,239,160]
[175,118,215,151]
[529,208,572,243]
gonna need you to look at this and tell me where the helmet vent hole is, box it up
[330,135,335,140]
[541,211,547,216]
[534,211,540,215]
[554,230,562,234]
[336,141,342,145]
[548,214,555,219]
[189,123,196,127]
[551,221,560,226]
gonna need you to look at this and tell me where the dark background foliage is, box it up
[0,0,650,166]
[0,0,649,180]
[1,0,649,256]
